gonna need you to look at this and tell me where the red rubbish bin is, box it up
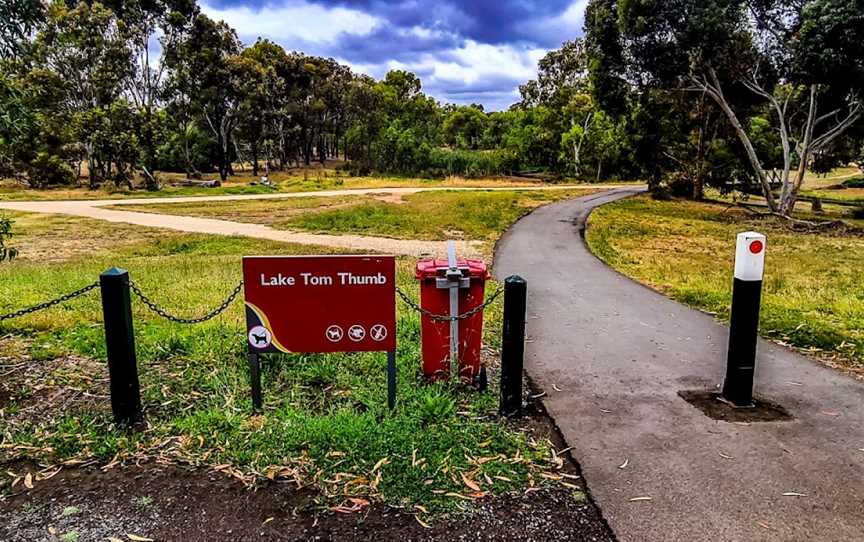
[415,257,490,382]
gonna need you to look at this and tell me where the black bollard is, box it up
[100,268,142,425]
[722,233,766,407]
[387,350,397,410]
[248,352,262,412]
[499,275,527,417]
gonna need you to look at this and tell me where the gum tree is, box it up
[164,14,241,182]
[600,0,864,215]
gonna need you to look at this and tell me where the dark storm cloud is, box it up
[332,25,461,64]
[316,0,574,44]
[201,0,586,110]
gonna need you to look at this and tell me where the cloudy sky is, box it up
[200,0,589,111]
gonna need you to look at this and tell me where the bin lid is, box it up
[416,258,490,279]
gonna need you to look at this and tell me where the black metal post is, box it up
[499,275,527,417]
[100,268,142,425]
[387,350,397,410]
[722,278,763,406]
[248,352,262,411]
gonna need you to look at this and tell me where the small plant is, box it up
[0,216,17,262]
[60,531,79,542]
[135,495,154,509]
[61,506,80,517]
[417,385,456,424]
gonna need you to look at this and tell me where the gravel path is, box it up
[494,188,864,542]
[0,185,634,257]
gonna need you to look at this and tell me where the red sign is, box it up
[242,256,396,353]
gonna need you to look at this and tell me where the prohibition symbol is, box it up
[370,324,388,342]
[348,325,366,342]
[325,325,344,343]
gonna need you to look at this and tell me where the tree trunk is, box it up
[252,139,259,177]
[691,70,778,211]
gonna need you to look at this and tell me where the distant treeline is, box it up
[2,0,863,215]
[0,1,592,187]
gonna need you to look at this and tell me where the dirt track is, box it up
[0,185,636,257]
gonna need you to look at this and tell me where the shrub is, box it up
[26,151,76,186]
[422,148,519,178]
[843,176,864,188]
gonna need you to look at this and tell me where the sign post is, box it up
[242,255,397,410]
[722,232,766,407]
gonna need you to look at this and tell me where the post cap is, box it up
[734,232,766,281]
[100,267,129,277]
[505,275,527,285]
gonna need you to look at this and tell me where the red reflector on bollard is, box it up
[749,240,764,254]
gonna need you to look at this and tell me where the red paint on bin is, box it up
[415,259,490,382]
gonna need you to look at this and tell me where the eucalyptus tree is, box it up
[29,1,134,186]
[518,40,598,175]
[0,0,46,59]
[116,0,198,188]
[442,106,488,150]
[165,13,241,182]
[594,0,864,214]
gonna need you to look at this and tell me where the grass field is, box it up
[0,213,563,517]
[115,189,599,246]
[804,186,864,205]
[0,168,598,201]
[586,196,864,372]
[800,166,862,189]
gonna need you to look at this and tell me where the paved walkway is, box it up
[0,185,631,257]
[494,189,864,542]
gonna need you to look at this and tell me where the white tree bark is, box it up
[688,69,863,216]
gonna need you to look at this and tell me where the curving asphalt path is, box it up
[494,188,864,542]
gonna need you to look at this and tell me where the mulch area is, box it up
[0,463,612,541]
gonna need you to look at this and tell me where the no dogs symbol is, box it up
[248,326,272,349]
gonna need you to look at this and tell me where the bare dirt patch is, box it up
[678,390,793,423]
[0,462,612,542]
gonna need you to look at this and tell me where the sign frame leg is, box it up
[248,351,262,412]
[387,350,397,410]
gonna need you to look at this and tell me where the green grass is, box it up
[0,215,556,515]
[283,190,595,242]
[124,189,598,246]
[803,186,864,205]
[586,196,864,371]
[0,169,584,201]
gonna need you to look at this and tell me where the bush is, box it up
[421,148,519,178]
[843,176,864,188]
[26,151,76,186]
[851,207,864,220]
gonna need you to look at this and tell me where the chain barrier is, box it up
[396,285,504,322]
[0,282,100,322]
[130,280,244,324]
